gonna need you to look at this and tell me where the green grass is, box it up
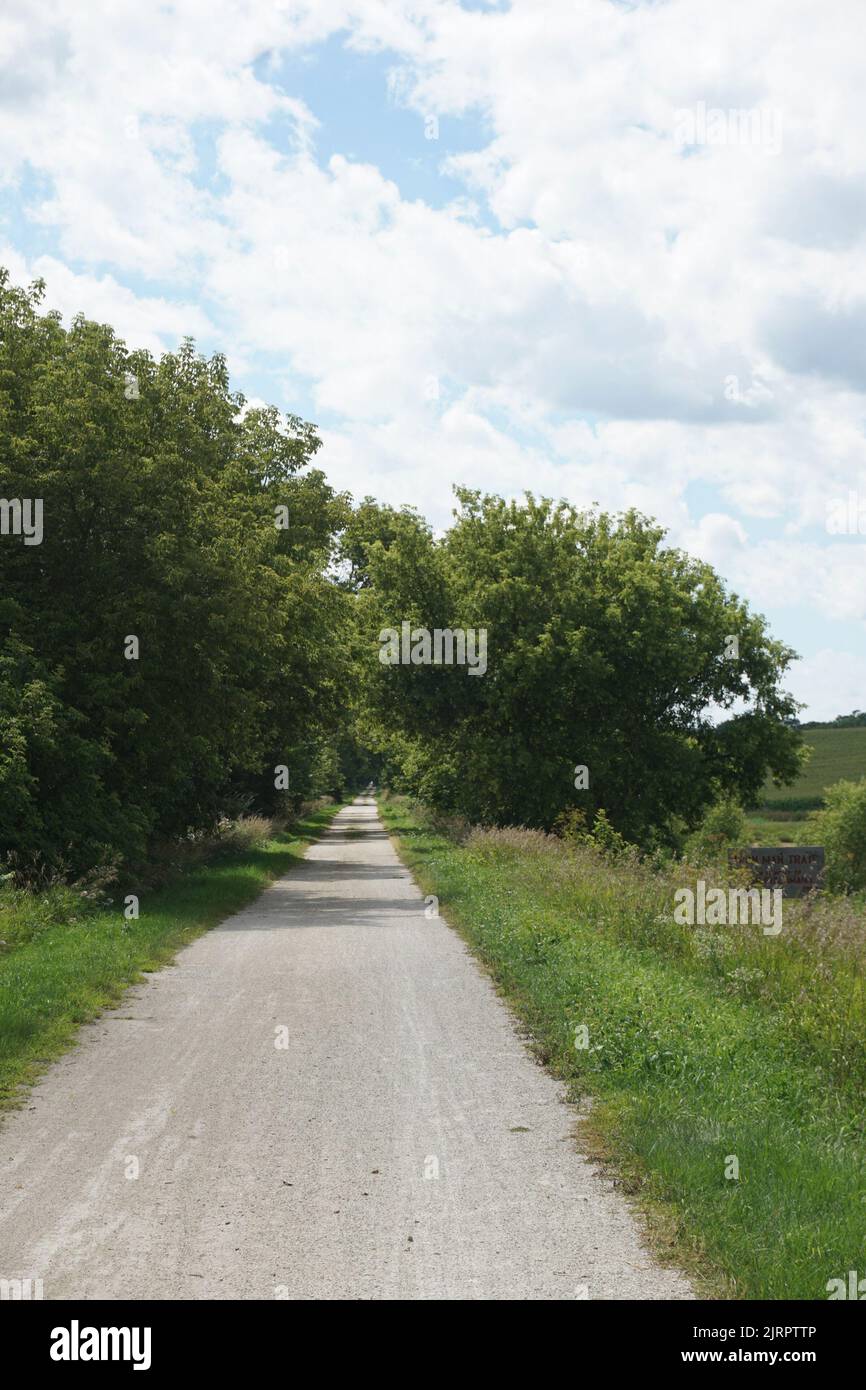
[762,728,866,809]
[380,795,866,1300]
[0,803,342,1110]
[743,813,813,846]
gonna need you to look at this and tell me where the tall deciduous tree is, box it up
[357,487,803,844]
[0,270,351,875]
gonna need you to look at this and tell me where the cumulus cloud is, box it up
[0,0,863,713]
[788,650,866,725]
[0,247,214,354]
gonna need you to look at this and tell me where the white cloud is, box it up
[788,650,866,725]
[678,513,748,572]
[0,0,864,715]
[732,540,866,626]
[0,247,214,353]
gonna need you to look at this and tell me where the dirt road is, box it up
[0,797,690,1300]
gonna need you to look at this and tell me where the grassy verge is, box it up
[743,812,812,845]
[0,802,342,1110]
[380,794,866,1300]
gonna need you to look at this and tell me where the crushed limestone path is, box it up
[0,797,691,1300]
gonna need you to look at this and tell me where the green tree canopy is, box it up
[0,270,352,875]
[1,267,806,872]
[355,487,803,844]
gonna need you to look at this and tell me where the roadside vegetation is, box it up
[381,793,866,1300]
[352,488,804,843]
[0,802,341,1110]
[0,270,368,884]
[4,265,864,1297]
[3,265,807,885]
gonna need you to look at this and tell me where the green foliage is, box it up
[335,495,426,593]
[555,805,630,857]
[0,877,111,952]
[358,487,802,845]
[0,266,810,874]
[0,269,352,877]
[685,795,747,862]
[809,778,866,892]
[382,794,866,1299]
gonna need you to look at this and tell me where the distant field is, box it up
[743,814,812,846]
[760,727,866,809]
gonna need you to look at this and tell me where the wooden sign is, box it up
[728,846,825,898]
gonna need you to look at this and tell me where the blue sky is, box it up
[1,0,864,719]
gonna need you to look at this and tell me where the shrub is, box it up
[809,778,866,893]
[553,805,630,858]
[685,795,746,863]
[213,816,275,855]
[0,876,113,951]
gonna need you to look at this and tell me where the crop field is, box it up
[760,727,866,809]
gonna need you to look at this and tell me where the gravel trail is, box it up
[0,797,691,1300]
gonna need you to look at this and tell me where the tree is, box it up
[357,487,803,845]
[810,779,866,892]
[0,269,352,876]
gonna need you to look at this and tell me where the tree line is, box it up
[0,270,803,880]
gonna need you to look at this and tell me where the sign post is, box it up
[728,846,825,898]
